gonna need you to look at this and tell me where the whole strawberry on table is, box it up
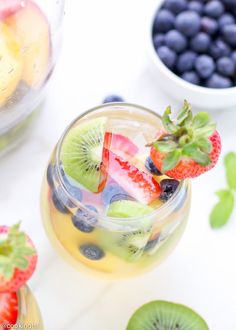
[0,223,37,326]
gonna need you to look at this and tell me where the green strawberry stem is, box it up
[153,100,216,173]
[0,223,36,280]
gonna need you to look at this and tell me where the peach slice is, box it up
[0,0,24,19]
[0,22,23,107]
[6,0,51,88]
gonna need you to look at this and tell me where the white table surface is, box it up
[1,0,236,329]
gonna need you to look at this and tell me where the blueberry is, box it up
[188,1,203,14]
[231,50,236,66]
[145,157,162,176]
[210,39,231,59]
[175,11,201,37]
[103,95,124,103]
[52,188,70,214]
[176,51,197,73]
[206,73,232,88]
[153,9,175,33]
[46,164,54,188]
[219,14,235,30]
[222,24,236,46]
[204,1,224,18]
[157,46,177,69]
[217,57,235,76]
[159,179,180,202]
[153,34,165,50]
[181,71,200,85]
[72,205,98,233]
[164,0,187,14]
[195,55,215,79]
[80,244,105,260]
[102,183,130,205]
[110,194,134,203]
[222,0,236,6]
[165,30,187,53]
[64,182,83,202]
[201,17,218,35]
[190,32,211,53]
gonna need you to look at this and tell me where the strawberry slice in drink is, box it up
[0,292,18,326]
[0,0,24,19]
[106,150,161,204]
[104,132,139,157]
[98,132,139,192]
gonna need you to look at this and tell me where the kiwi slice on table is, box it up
[99,200,154,262]
[61,117,107,192]
[126,301,209,330]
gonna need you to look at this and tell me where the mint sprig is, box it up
[224,152,236,190]
[210,152,236,229]
[210,190,234,229]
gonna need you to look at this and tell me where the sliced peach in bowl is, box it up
[6,0,51,88]
[0,22,23,107]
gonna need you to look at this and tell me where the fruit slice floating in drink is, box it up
[0,0,51,108]
[5,0,51,88]
[0,21,23,107]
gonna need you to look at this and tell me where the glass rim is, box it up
[55,102,188,226]
[17,285,28,323]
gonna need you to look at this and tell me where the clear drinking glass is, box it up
[17,285,43,329]
[41,103,191,279]
[0,0,65,155]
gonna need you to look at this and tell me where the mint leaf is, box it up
[210,189,234,229]
[224,152,236,190]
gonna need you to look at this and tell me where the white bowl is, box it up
[148,1,236,111]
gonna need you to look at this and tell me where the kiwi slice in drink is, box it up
[61,117,107,192]
[126,301,209,330]
[99,200,153,262]
[107,200,154,218]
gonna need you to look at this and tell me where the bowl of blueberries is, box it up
[149,0,236,111]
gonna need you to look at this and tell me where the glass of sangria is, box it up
[0,0,64,155]
[41,101,220,278]
[0,224,43,328]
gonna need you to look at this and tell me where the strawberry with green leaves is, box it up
[0,224,37,293]
[0,292,18,326]
[150,101,221,180]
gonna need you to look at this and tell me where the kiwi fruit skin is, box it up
[61,117,107,193]
[126,301,209,330]
[98,200,153,262]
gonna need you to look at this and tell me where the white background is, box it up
[1,0,236,329]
